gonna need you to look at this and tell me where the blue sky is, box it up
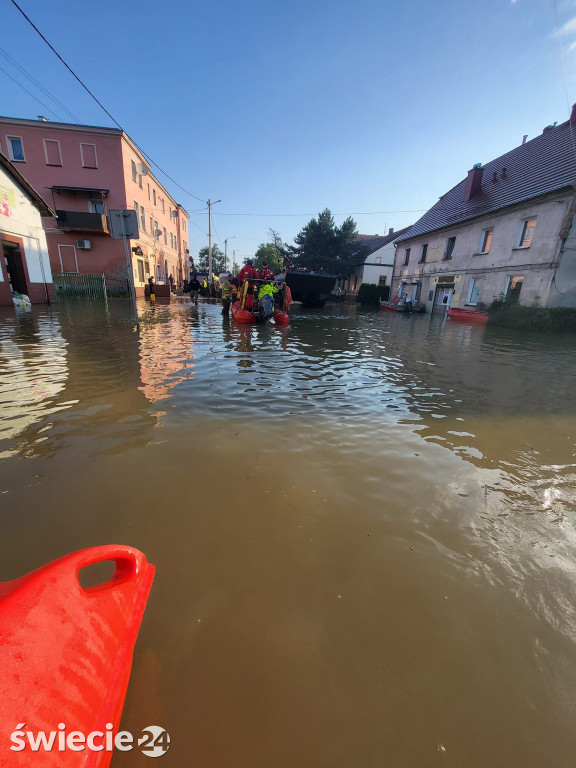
[2,0,575,263]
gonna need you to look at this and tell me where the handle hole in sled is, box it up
[78,560,117,590]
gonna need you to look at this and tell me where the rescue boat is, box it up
[231,279,291,324]
[0,545,155,768]
[446,307,489,324]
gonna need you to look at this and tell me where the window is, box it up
[378,276,387,286]
[518,217,536,247]
[479,228,493,254]
[375,256,382,264]
[183,219,187,232]
[137,260,145,283]
[183,240,188,254]
[443,236,455,260]
[467,278,482,305]
[147,183,150,200]
[403,248,410,266]
[149,216,153,234]
[505,275,523,303]
[131,160,137,182]
[161,199,165,214]
[89,199,104,214]
[163,227,167,245]
[419,244,428,263]
[153,189,156,206]
[80,143,97,168]
[43,139,62,166]
[7,136,25,162]
[154,220,159,238]
[140,206,146,231]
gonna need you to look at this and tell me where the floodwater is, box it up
[1,298,576,767]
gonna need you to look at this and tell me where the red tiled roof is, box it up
[396,116,576,243]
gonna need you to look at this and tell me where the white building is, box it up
[0,151,54,305]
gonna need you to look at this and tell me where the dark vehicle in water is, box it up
[284,270,337,307]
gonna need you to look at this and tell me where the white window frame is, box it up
[140,205,146,231]
[517,217,536,248]
[443,236,456,260]
[131,160,137,182]
[80,142,98,168]
[57,244,78,272]
[478,227,493,254]
[89,199,105,214]
[43,138,62,166]
[466,278,482,305]
[7,136,25,162]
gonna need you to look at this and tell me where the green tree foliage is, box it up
[290,208,367,276]
[253,229,288,273]
[197,245,226,274]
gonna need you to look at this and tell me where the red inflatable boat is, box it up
[231,280,291,324]
[0,545,155,768]
[446,307,489,324]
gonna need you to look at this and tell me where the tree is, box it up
[197,245,226,275]
[290,208,366,276]
[253,229,288,273]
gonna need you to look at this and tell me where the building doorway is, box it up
[434,284,454,313]
[2,242,28,294]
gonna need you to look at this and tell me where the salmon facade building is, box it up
[0,116,190,296]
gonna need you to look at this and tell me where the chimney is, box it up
[522,135,528,144]
[463,164,483,202]
[501,167,507,179]
[37,115,48,122]
[571,104,576,125]
[388,227,394,236]
[542,125,554,134]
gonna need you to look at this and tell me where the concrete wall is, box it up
[392,192,573,312]
[0,163,54,305]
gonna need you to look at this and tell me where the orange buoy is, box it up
[0,545,155,767]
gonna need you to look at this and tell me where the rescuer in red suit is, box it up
[238,259,259,284]
[258,261,274,281]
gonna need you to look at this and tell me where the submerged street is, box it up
[1,300,576,767]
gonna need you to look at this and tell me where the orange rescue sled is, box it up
[0,545,155,767]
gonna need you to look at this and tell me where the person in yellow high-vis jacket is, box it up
[257,281,279,323]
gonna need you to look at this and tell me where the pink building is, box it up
[0,116,190,297]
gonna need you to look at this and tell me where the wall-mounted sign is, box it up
[132,246,144,256]
[0,185,15,217]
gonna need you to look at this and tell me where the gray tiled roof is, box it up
[396,117,576,243]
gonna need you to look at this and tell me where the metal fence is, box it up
[52,273,129,300]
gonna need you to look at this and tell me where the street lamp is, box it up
[224,236,236,273]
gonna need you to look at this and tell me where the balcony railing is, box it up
[55,210,110,235]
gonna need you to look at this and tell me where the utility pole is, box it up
[207,198,221,283]
[224,236,235,274]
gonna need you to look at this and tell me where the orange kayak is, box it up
[0,545,155,767]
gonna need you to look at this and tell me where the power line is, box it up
[9,0,208,204]
[0,46,80,123]
[186,208,428,218]
[0,63,64,122]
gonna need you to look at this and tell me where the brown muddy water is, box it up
[1,299,576,767]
